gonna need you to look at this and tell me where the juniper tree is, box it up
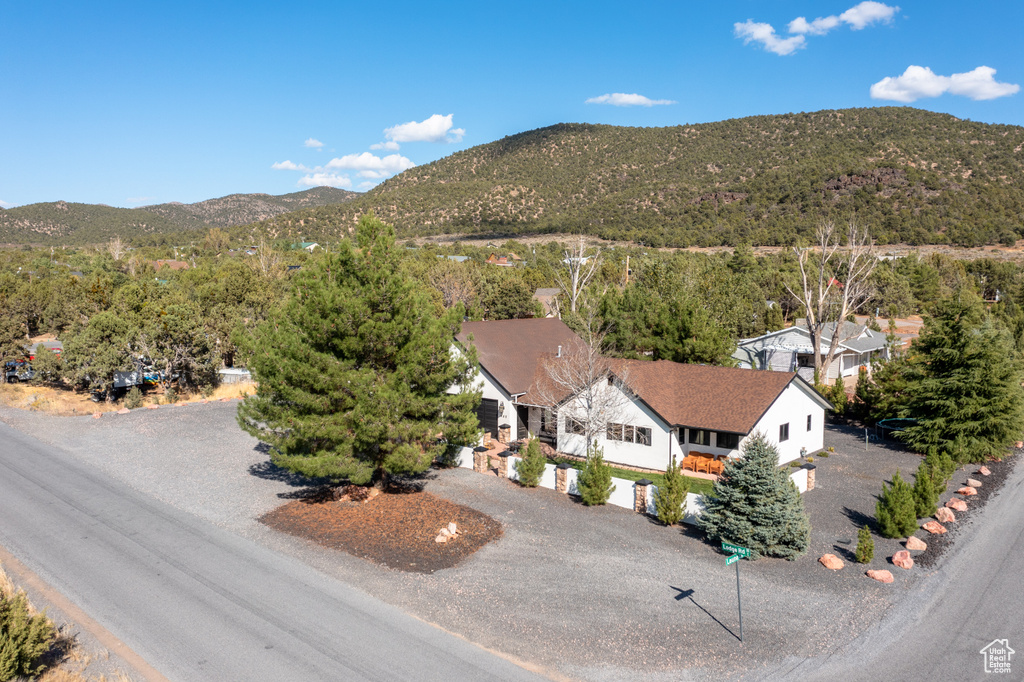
[697,433,811,560]
[514,438,546,488]
[237,214,481,488]
[655,455,690,525]
[576,442,615,506]
[855,525,874,564]
[925,451,956,496]
[875,470,917,538]
[911,460,939,518]
[900,292,1024,463]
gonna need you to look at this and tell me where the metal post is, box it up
[865,427,869,450]
[736,559,743,642]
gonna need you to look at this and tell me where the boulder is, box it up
[146,404,159,410]
[922,520,948,534]
[966,478,982,488]
[117,408,130,414]
[439,527,453,538]
[946,498,968,512]
[935,507,956,524]
[867,569,894,584]
[92,412,102,419]
[1016,441,1023,449]
[957,486,978,496]
[819,554,844,570]
[447,522,459,535]
[978,466,991,476]
[905,536,927,551]
[892,551,914,570]
[434,534,448,544]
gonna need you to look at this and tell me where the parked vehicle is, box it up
[4,360,34,383]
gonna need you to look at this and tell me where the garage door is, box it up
[475,398,499,439]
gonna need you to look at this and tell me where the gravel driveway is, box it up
[0,403,979,681]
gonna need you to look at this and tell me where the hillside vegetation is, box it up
[0,187,358,245]
[257,107,1024,247]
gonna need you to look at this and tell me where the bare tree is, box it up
[248,236,285,280]
[428,260,477,310]
[107,235,127,261]
[784,219,876,383]
[554,236,601,315]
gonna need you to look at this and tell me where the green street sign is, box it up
[722,541,751,558]
[726,553,740,566]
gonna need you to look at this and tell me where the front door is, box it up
[476,398,499,439]
[515,404,528,439]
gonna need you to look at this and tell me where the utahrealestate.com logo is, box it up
[980,639,1014,674]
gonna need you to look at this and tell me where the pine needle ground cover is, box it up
[260,491,502,574]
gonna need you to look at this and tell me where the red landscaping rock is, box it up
[117,408,130,414]
[867,569,894,583]
[978,466,991,476]
[922,520,948,534]
[892,551,914,570]
[946,498,968,512]
[905,536,927,551]
[819,554,844,570]
[146,404,159,410]
[1015,441,1023,449]
[966,478,982,487]
[957,486,978,496]
[92,412,102,419]
[935,507,956,524]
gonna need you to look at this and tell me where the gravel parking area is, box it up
[0,404,998,681]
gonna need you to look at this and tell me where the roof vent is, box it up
[557,345,562,358]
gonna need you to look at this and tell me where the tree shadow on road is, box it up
[670,586,740,642]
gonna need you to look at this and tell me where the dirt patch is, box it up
[260,489,503,573]
[915,453,1017,568]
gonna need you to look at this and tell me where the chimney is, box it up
[557,345,562,358]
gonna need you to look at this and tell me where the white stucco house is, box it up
[455,319,833,472]
[733,321,889,383]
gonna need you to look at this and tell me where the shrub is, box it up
[654,455,689,525]
[925,451,956,496]
[164,387,178,404]
[911,460,938,518]
[830,378,848,416]
[0,589,56,681]
[124,386,144,409]
[876,470,918,538]
[514,439,546,488]
[855,524,874,564]
[576,442,614,506]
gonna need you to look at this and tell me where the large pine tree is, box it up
[237,214,481,487]
[900,291,1024,462]
[697,433,810,560]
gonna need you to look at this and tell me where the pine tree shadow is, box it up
[670,586,740,642]
[842,505,876,533]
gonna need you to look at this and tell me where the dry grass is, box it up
[0,381,255,417]
[1,562,135,682]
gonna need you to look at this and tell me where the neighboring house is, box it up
[151,259,190,271]
[733,321,889,383]
[439,254,471,263]
[557,359,831,470]
[290,241,320,252]
[533,288,560,317]
[455,318,831,471]
[484,253,521,267]
[28,340,62,359]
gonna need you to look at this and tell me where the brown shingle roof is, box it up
[456,318,583,396]
[611,359,802,434]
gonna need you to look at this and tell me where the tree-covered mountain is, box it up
[0,187,358,245]
[256,107,1024,247]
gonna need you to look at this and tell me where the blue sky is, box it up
[1,1,1021,208]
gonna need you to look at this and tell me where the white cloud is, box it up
[840,1,899,30]
[304,138,324,149]
[384,114,464,143]
[585,93,677,107]
[298,173,353,189]
[357,181,377,190]
[370,140,402,151]
[0,199,14,209]
[325,152,416,174]
[788,15,841,35]
[871,65,1020,102]
[734,20,805,56]
[271,160,311,171]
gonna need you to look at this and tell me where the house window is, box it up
[605,422,652,446]
[806,414,812,431]
[689,429,711,446]
[715,432,740,450]
[565,416,586,435]
[780,423,790,442]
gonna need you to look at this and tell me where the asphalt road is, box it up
[0,422,546,682]
[773,454,1024,681]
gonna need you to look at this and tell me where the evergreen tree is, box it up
[514,438,546,488]
[857,352,910,424]
[655,455,690,525]
[237,214,481,487]
[925,451,956,496]
[901,292,1024,462]
[697,433,811,560]
[911,460,938,518]
[875,470,918,538]
[830,377,848,416]
[855,524,874,564]
[576,442,615,506]
[0,315,27,384]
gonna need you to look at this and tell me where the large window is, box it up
[689,428,712,446]
[779,423,790,442]
[715,432,740,450]
[565,416,586,435]
[607,422,652,446]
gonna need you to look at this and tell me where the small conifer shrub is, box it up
[911,460,938,518]
[855,525,874,564]
[514,439,547,488]
[655,455,689,525]
[876,470,918,538]
[576,442,614,506]
[0,588,56,681]
[124,386,143,409]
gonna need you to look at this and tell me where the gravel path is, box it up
[0,404,969,681]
